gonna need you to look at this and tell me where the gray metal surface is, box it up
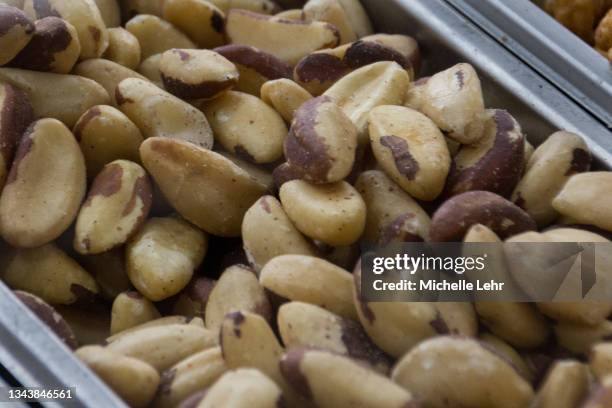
[447,0,612,129]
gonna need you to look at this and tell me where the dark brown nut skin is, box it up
[0,82,33,190]
[446,109,525,198]
[9,16,80,74]
[14,290,78,349]
[429,190,537,242]
[0,5,34,65]
[172,276,216,319]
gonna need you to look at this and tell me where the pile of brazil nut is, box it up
[1,0,612,407]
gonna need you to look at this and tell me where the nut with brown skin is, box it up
[370,105,451,201]
[226,9,340,65]
[214,44,293,96]
[110,291,161,336]
[171,276,216,319]
[163,0,225,49]
[9,16,80,74]
[103,27,141,70]
[0,118,86,248]
[125,14,195,59]
[0,5,34,65]
[260,78,313,123]
[198,368,283,408]
[160,48,239,100]
[303,0,357,44]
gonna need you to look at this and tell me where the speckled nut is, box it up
[125,14,195,59]
[279,180,366,246]
[9,16,79,74]
[530,360,589,408]
[278,301,391,373]
[73,105,144,177]
[0,83,33,189]
[152,347,227,408]
[198,368,283,408]
[163,0,225,49]
[369,105,450,201]
[214,44,293,96]
[283,96,358,183]
[116,78,214,149]
[446,109,525,198]
[126,216,207,301]
[260,78,313,123]
[260,254,357,319]
[0,5,34,65]
[110,291,161,335]
[0,243,98,305]
[200,91,286,163]
[138,53,163,86]
[107,323,217,371]
[429,190,537,241]
[512,131,591,226]
[14,290,78,349]
[76,345,160,408]
[552,171,612,232]
[280,348,415,408]
[0,68,110,127]
[0,118,86,248]
[23,0,108,59]
[140,138,267,236]
[356,170,431,245]
[392,336,534,408]
[103,27,141,70]
[74,160,152,254]
[242,196,315,271]
[160,49,238,100]
[324,61,410,143]
[226,9,340,65]
[420,63,485,143]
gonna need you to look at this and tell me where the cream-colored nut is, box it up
[332,0,373,38]
[392,336,534,408]
[152,347,227,408]
[116,78,213,149]
[552,171,612,232]
[125,14,195,59]
[171,276,215,319]
[80,248,132,301]
[532,360,590,408]
[14,290,78,349]
[103,27,141,70]
[0,243,98,305]
[0,118,86,247]
[226,9,340,65]
[163,0,225,49]
[555,319,612,355]
[303,0,357,44]
[404,76,429,110]
[0,83,33,190]
[93,0,120,27]
[140,137,267,236]
[23,0,108,59]
[274,8,303,20]
[10,16,80,74]
[0,5,34,65]
[160,48,238,100]
[126,216,207,301]
[324,61,410,143]
[260,254,357,319]
[107,324,217,371]
[512,131,591,226]
[242,196,315,271]
[356,170,431,245]
[0,68,110,127]
[479,333,533,381]
[110,291,161,336]
[73,105,144,177]
[283,95,357,183]
[201,91,286,163]
[278,301,391,373]
[260,78,313,123]
[205,264,271,332]
[280,348,415,408]
[76,346,159,408]
[209,0,280,14]
[74,160,152,254]
[369,105,450,201]
[106,315,204,344]
[420,63,485,143]
[447,109,525,198]
[138,53,163,86]
[198,368,282,408]
[279,180,365,246]
[214,44,292,96]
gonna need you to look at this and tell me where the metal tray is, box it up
[0,0,611,406]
